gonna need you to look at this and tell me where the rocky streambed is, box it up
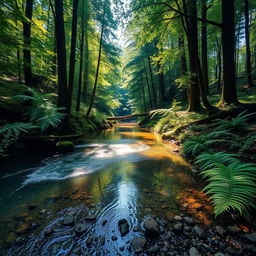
[2,201,256,256]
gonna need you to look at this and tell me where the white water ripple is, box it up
[22,143,149,186]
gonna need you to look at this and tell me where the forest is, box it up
[0,0,256,255]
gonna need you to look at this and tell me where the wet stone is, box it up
[215,225,226,236]
[44,228,53,236]
[112,235,118,241]
[189,247,200,256]
[16,223,30,234]
[214,253,225,256]
[120,246,124,251]
[118,219,130,236]
[86,236,93,247]
[173,223,183,232]
[99,236,105,246]
[15,212,29,220]
[15,236,26,245]
[74,222,87,235]
[62,215,75,226]
[131,236,146,253]
[174,215,183,221]
[193,225,205,238]
[143,217,160,237]
[133,225,140,232]
[148,246,160,253]
[244,233,256,243]
[84,214,97,221]
[244,243,256,253]
[102,220,107,226]
[184,217,194,225]
[227,225,241,234]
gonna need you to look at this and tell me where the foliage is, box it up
[182,131,232,156]
[215,111,255,131]
[199,156,256,216]
[15,88,65,132]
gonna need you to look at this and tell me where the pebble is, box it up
[133,225,140,232]
[112,235,117,241]
[173,223,183,232]
[244,233,256,243]
[74,222,87,235]
[143,217,160,237]
[174,215,183,221]
[99,236,105,246]
[215,225,226,236]
[193,225,205,238]
[16,223,30,234]
[184,217,194,225]
[130,236,146,252]
[62,215,75,226]
[118,219,130,236]
[84,214,97,221]
[147,246,160,253]
[189,247,200,256]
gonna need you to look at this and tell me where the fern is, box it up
[182,131,232,156]
[0,122,36,138]
[215,110,255,131]
[201,161,256,216]
[196,152,238,171]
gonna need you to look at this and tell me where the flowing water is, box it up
[0,123,214,255]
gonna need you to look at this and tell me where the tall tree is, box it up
[23,0,34,86]
[244,0,254,87]
[67,0,80,114]
[54,0,68,109]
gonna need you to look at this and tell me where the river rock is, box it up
[118,219,130,236]
[84,214,97,221]
[131,236,146,253]
[44,228,53,236]
[56,141,74,153]
[102,220,107,226]
[99,236,105,246]
[227,225,241,234]
[74,222,87,235]
[189,247,200,256]
[214,253,224,256]
[143,217,160,237]
[184,217,194,225]
[133,225,140,232]
[244,233,256,243]
[193,225,205,238]
[112,235,117,241]
[215,225,226,236]
[16,223,30,234]
[173,223,183,232]
[86,236,93,247]
[27,203,37,210]
[62,215,75,226]
[174,215,183,221]
[147,246,160,253]
[15,212,28,220]
[15,236,26,245]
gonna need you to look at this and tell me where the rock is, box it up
[30,222,39,230]
[227,225,241,234]
[193,225,205,238]
[99,236,105,246]
[173,223,183,232]
[143,217,160,237]
[226,246,239,255]
[112,235,117,241]
[174,215,183,221]
[133,226,140,232]
[84,214,97,221]
[118,219,130,236]
[244,233,256,243]
[74,222,87,235]
[184,217,194,225]
[15,212,28,220]
[62,215,75,226]
[27,203,37,210]
[15,236,26,245]
[215,226,226,236]
[148,246,160,253]
[44,228,53,236]
[120,246,124,251]
[189,247,200,256]
[131,236,146,253]
[214,253,224,256]
[86,236,93,247]
[244,243,256,253]
[102,220,107,226]
[16,223,30,234]
[56,141,74,153]
[24,216,33,222]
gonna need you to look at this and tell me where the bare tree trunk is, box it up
[23,0,33,86]
[147,56,157,108]
[67,0,80,114]
[244,0,254,87]
[86,0,106,116]
[143,59,153,109]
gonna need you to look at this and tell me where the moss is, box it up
[56,141,74,153]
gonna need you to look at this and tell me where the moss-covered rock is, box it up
[56,141,74,153]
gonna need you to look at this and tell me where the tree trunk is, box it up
[83,26,89,103]
[143,59,153,109]
[67,0,80,114]
[147,56,157,108]
[244,0,254,87]
[17,49,21,83]
[201,0,209,95]
[86,0,106,116]
[221,0,238,104]
[23,0,33,86]
[76,0,85,112]
[54,0,68,109]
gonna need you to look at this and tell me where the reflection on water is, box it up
[0,123,214,255]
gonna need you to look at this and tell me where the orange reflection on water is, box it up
[119,131,159,141]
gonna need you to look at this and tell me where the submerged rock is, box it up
[147,246,160,253]
[244,233,256,243]
[143,217,160,237]
[16,223,30,234]
[118,219,130,236]
[189,247,200,256]
[193,225,205,238]
[84,214,97,221]
[74,222,87,235]
[27,203,37,210]
[62,215,75,226]
[131,236,146,253]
